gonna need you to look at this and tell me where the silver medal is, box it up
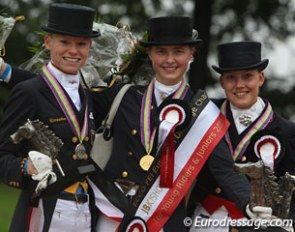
[75,143,87,160]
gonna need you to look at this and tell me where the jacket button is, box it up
[122,171,128,178]
[215,187,222,194]
[127,152,133,156]
[241,156,247,162]
[131,129,137,136]
[72,137,78,143]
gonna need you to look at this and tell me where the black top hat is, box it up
[139,16,202,47]
[212,41,269,74]
[41,3,100,38]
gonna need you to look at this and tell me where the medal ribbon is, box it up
[40,65,88,143]
[140,79,188,159]
[221,100,273,161]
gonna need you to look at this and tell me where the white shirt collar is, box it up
[47,62,80,89]
[47,62,81,110]
[154,79,182,106]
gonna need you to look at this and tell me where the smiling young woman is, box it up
[220,69,264,109]
[44,33,92,75]
[147,45,195,85]
[188,41,295,232]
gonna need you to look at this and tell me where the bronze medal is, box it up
[74,143,87,160]
[139,154,154,171]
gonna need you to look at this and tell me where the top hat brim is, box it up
[41,25,100,38]
[212,59,269,74]
[139,39,202,47]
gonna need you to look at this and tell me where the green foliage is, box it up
[27,31,45,54]
[210,0,295,45]
[191,0,295,118]
[0,184,19,231]
[0,0,295,118]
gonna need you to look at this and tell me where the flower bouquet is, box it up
[0,15,24,56]
[20,22,154,89]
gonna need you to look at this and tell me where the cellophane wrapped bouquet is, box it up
[20,22,154,89]
[0,15,24,56]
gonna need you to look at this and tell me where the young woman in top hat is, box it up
[0,17,253,231]
[83,16,252,232]
[0,3,103,232]
[188,41,295,232]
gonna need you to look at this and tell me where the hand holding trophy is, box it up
[10,119,64,194]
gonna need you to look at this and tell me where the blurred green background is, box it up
[0,184,19,231]
[2,0,295,120]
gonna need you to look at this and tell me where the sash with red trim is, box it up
[118,90,230,232]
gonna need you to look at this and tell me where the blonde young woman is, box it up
[189,41,295,232]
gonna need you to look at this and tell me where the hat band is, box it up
[47,22,93,34]
[149,35,192,42]
[220,61,261,69]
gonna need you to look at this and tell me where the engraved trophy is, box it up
[234,134,295,221]
[10,119,65,176]
[235,161,295,219]
[10,119,97,198]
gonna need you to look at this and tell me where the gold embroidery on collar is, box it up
[49,117,66,123]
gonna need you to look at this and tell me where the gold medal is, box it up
[139,154,154,171]
[74,143,87,160]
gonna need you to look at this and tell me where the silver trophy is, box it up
[10,119,65,176]
[235,160,295,219]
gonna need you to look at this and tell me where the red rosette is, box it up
[126,217,148,232]
[254,135,281,170]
